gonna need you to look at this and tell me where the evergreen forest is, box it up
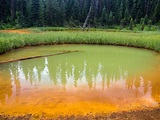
[0,0,160,29]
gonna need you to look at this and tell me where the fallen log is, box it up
[0,50,79,64]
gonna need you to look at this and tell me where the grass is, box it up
[28,27,121,32]
[0,28,160,54]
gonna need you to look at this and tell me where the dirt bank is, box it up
[0,107,160,120]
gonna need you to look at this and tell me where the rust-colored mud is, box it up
[0,70,159,118]
[0,29,31,34]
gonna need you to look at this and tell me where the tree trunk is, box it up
[10,0,16,21]
[20,0,24,17]
[82,3,93,31]
[146,0,149,16]
[0,51,79,64]
[94,0,99,26]
[82,0,99,31]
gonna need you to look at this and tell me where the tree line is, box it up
[0,0,160,29]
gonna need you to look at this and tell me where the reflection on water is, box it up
[0,45,160,116]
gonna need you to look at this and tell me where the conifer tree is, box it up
[39,0,46,26]
[101,6,107,26]
[108,11,113,25]
[148,20,152,30]
[45,0,55,26]
[129,18,134,30]
[153,1,160,23]
[31,0,40,26]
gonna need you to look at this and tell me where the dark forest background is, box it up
[0,0,160,29]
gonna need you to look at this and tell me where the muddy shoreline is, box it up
[0,107,160,120]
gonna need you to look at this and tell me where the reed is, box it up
[0,29,160,54]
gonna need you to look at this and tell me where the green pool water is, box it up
[0,45,160,116]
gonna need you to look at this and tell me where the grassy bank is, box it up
[0,28,160,54]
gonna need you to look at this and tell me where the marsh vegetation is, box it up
[0,28,160,55]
